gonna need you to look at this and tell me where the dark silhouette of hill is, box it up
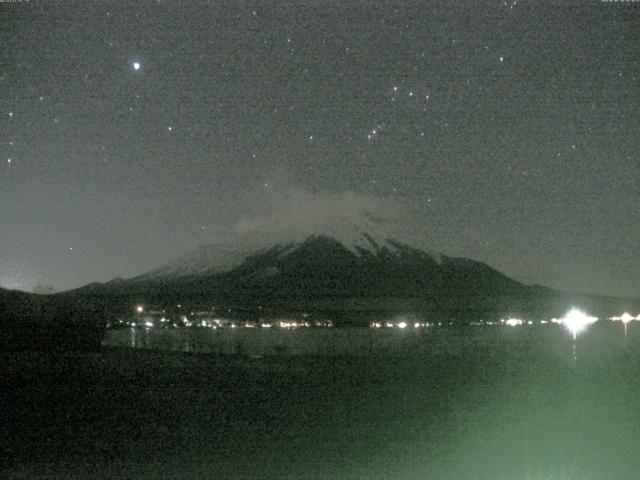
[0,287,108,351]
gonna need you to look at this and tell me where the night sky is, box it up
[1,1,639,298]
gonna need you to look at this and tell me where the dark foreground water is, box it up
[3,322,640,479]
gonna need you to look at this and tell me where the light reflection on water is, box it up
[108,321,639,359]
[99,321,640,479]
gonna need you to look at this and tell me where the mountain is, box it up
[135,213,435,281]
[68,230,640,325]
[4,229,636,351]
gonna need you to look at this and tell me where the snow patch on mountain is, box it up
[136,190,441,280]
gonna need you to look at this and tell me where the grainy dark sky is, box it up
[1,0,639,297]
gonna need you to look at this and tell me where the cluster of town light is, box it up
[500,309,640,340]
[369,321,430,329]
[502,309,599,338]
[126,306,334,330]
[128,304,640,336]
[610,312,640,323]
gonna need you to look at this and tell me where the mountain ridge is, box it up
[55,232,640,325]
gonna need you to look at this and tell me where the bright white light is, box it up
[621,313,634,324]
[505,318,522,327]
[397,321,407,329]
[136,305,144,313]
[561,308,597,339]
[144,321,153,327]
[133,62,141,70]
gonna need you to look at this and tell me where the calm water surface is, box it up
[4,321,640,479]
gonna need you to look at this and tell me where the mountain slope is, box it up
[77,234,545,321]
[70,232,640,324]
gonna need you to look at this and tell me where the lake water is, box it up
[103,321,638,360]
[5,320,640,479]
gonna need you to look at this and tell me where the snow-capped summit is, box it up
[136,222,440,282]
[136,191,440,281]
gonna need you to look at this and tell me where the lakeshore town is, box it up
[112,305,640,333]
